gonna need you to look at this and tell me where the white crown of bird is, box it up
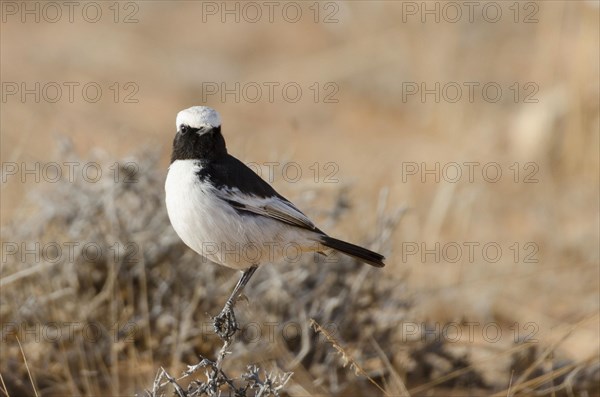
[176,106,222,129]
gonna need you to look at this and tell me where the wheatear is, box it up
[165,106,385,338]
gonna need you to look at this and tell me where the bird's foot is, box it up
[213,303,238,340]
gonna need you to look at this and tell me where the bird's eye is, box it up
[180,125,189,134]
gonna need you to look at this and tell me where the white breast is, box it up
[165,160,316,270]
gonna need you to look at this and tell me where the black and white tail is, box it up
[320,236,385,268]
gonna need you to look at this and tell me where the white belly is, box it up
[165,160,316,270]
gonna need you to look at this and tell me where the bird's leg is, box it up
[213,265,258,340]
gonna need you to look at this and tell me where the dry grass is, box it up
[1,144,597,396]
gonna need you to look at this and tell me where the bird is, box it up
[165,106,385,339]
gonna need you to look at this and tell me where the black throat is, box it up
[170,126,228,163]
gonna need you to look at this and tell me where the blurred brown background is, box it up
[1,1,599,395]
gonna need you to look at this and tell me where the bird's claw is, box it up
[213,304,238,340]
